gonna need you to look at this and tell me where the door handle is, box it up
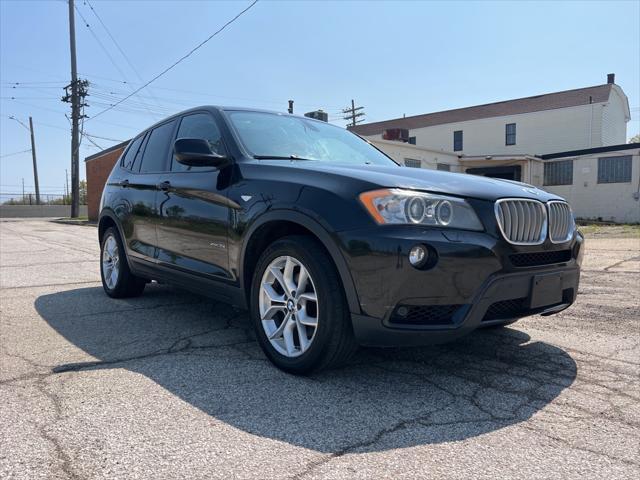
[119,179,129,188]
[157,180,171,191]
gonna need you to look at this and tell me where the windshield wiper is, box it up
[253,154,314,161]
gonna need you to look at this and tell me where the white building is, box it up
[353,74,639,223]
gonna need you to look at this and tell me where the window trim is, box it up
[505,123,516,146]
[543,159,573,186]
[169,111,228,173]
[597,155,632,184]
[453,130,463,152]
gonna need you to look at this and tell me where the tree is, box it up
[629,133,640,144]
[79,180,87,205]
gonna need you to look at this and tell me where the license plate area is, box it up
[529,273,563,309]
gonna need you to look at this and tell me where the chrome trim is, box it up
[494,198,547,245]
[548,200,575,244]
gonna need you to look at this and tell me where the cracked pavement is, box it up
[1,218,638,479]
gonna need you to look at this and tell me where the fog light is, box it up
[409,245,428,268]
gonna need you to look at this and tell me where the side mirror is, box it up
[173,138,229,168]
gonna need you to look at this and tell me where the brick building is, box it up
[84,141,128,221]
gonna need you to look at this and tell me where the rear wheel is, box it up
[100,227,146,298]
[250,235,357,374]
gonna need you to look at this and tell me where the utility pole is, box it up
[28,117,40,205]
[63,1,87,217]
[21,178,25,203]
[65,169,69,203]
[67,0,80,217]
[342,99,365,127]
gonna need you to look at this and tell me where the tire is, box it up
[100,227,146,298]
[250,235,357,374]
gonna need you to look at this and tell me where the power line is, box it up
[87,0,259,121]
[73,2,160,120]
[85,75,344,109]
[84,0,164,110]
[84,132,125,142]
[0,148,32,158]
[84,135,104,150]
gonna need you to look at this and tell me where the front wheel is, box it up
[250,236,357,374]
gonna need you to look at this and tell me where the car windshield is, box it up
[227,110,397,166]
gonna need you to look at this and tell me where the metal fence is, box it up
[0,193,86,206]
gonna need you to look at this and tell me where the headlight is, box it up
[359,189,483,231]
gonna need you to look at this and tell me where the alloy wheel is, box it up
[102,234,120,290]
[259,255,319,357]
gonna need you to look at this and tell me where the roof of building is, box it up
[540,142,640,160]
[350,84,614,136]
[84,140,130,162]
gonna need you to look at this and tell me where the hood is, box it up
[270,161,563,202]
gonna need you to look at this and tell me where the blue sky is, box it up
[1,0,639,198]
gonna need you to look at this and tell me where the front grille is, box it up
[510,250,572,267]
[389,304,462,326]
[495,199,547,245]
[548,201,574,243]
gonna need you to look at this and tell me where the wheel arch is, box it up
[240,210,361,314]
[98,210,135,271]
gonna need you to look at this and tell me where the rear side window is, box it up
[121,136,144,170]
[138,120,177,173]
[172,113,226,172]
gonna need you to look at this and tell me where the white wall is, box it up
[408,104,613,156]
[542,149,640,223]
[369,139,461,171]
[364,89,629,157]
[601,86,629,146]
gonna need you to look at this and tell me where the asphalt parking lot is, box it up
[1,218,639,479]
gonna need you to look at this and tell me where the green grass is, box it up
[577,223,640,238]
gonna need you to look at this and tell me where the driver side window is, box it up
[172,113,226,172]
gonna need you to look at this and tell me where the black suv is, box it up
[99,106,583,373]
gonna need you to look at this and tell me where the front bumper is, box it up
[338,224,583,347]
[351,265,579,346]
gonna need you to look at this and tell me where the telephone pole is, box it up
[67,0,80,217]
[28,117,40,205]
[342,99,365,127]
[64,0,88,217]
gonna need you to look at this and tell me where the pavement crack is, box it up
[603,255,640,271]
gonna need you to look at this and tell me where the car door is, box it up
[155,112,232,279]
[111,132,156,261]
[124,119,178,260]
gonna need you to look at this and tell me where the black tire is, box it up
[100,227,146,298]
[250,235,357,374]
